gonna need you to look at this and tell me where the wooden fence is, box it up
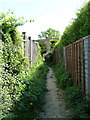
[64,39,84,91]
[63,35,90,99]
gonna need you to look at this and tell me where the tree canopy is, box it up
[38,28,61,39]
[37,40,49,56]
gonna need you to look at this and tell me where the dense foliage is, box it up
[64,87,90,119]
[1,11,49,120]
[44,39,59,66]
[52,64,90,119]
[49,39,58,50]
[52,64,72,90]
[37,40,49,56]
[38,28,60,39]
[1,11,27,119]
[55,1,90,48]
[2,60,49,120]
[44,50,55,66]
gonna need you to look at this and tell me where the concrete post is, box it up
[63,47,66,68]
[83,35,90,100]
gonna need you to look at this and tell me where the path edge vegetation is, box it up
[1,10,49,120]
[44,1,90,119]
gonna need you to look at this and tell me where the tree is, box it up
[37,40,49,56]
[38,28,61,39]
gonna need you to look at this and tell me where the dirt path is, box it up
[39,67,71,119]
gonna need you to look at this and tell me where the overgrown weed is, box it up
[52,64,90,119]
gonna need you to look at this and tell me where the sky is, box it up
[0,0,89,39]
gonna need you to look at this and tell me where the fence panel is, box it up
[65,39,84,91]
[63,35,90,99]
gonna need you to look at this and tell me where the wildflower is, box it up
[33,118,37,120]
[30,103,32,105]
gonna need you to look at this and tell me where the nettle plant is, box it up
[1,10,29,117]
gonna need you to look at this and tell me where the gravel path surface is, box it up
[39,67,71,119]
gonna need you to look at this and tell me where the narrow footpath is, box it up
[39,67,71,119]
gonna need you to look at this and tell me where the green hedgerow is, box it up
[1,10,49,120]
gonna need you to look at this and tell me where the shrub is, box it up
[64,87,90,119]
[56,1,90,48]
[64,87,84,107]
[2,59,49,120]
[52,64,72,89]
[54,1,90,61]
[37,40,49,56]
[1,11,28,119]
[52,64,90,119]
[1,11,49,120]
[50,39,58,50]
[44,50,54,66]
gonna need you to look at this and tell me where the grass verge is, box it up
[52,64,90,120]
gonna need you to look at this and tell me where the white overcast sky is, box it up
[0,0,89,39]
